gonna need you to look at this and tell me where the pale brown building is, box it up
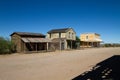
[10,32,51,53]
[80,33,102,47]
[46,28,76,50]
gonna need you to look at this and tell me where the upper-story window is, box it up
[59,33,61,38]
[86,36,88,39]
[72,33,74,39]
[69,32,71,38]
[49,33,51,38]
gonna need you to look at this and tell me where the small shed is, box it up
[10,32,51,53]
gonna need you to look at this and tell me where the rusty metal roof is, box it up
[22,38,51,43]
[10,32,45,37]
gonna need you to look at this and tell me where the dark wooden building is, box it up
[10,32,51,53]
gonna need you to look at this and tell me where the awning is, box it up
[81,38,103,42]
[95,38,102,42]
[52,38,66,42]
[21,38,52,43]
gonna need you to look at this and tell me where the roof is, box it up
[95,38,102,42]
[47,28,73,33]
[21,38,51,43]
[10,32,45,37]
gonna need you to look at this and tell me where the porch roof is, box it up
[95,38,102,42]
[11,32,45,37]
[52,38,66,42]
[81,38,102,42]
[21,38,52,43]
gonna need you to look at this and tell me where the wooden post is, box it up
[92,42,93,47]
[97,42,99,47]
[71,41,72,49]
[87,42,88,47]
[65,40,67,49]
[47,42,48,51]
[60,39,61,50]
[24,43,25,53]
[87,42,89,48]
[36,43,37,52]
[83,42,85,48]
[83,42,84,48]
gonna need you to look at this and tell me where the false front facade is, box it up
[80,33,102,47]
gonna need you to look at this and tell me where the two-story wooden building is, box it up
[80,33,102,47]
[10,32,51,53]
[46,28,76,50]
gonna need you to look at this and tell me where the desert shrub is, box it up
[103,43,120,47]
[104,44,111,47]
[0,37,16,54]
[0,37,8,54]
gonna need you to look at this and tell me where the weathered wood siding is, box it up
[80,33,100,41]
[66,28,76,40]
[46,28,76,40]
[11,34,22,52]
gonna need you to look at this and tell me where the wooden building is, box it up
[46,28,77,50]
[10,32,51,53]
[80,33,102,48]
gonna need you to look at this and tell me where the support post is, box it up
[24,43,25,53]
[83,42,84,48]
[36,43,37,52]
[47,42,48,51]
[71,41,72,49]
[87,42,89,48]
[65,40,67,49]
[92,42,93,47]
[60,39,61,50]
[97,42,99,47]
[87,42,88,47]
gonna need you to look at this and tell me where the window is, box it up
[69,32,70,38]
[59,33,61,38]
[86,36,88,39]
[50,34,51,38]
[72,33,74,39]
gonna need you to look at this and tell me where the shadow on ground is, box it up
[72,55,120,80]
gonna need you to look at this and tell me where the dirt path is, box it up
[0,47,120,80]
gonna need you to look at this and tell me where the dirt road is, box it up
[0,47,120,80]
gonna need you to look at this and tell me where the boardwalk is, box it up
[0,47,120,80]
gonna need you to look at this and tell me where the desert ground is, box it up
[0,47,120,80]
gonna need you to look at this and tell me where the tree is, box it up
[0,37,16,54]
[76,36,80,41]
[75,36,80,49]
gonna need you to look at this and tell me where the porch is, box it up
[21,38,51,52]
[80,41,101,48]
[51,38,79,50]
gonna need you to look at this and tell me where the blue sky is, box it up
[0,0,120,43]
